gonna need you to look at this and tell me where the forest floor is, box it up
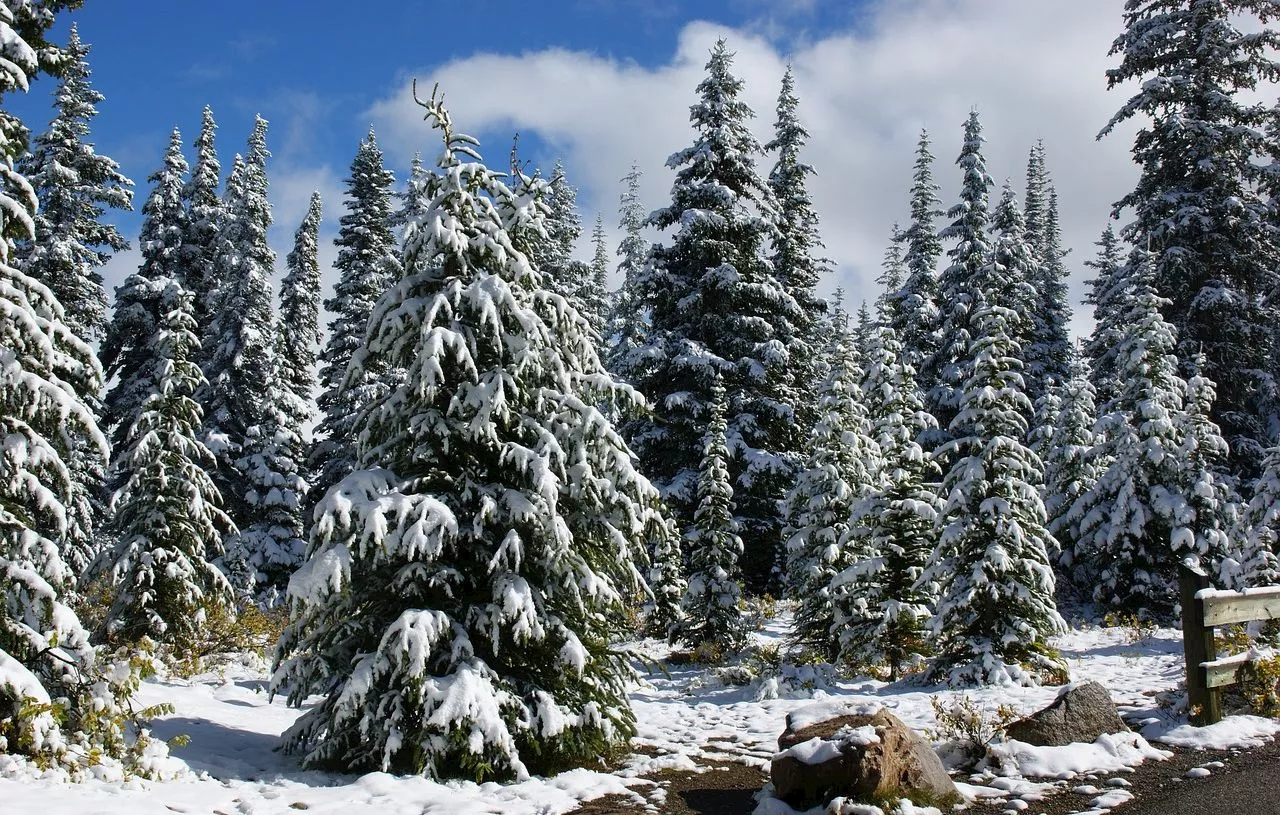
[3,610,1278,815]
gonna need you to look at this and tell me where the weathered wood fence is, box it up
[1180,564,1280,725]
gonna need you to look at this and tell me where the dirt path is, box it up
[576,739,1277,814]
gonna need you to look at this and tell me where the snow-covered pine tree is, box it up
[308,129,400,505]
[0,1,165,771]
[675,380,747,652]
[101,129,188,453]
[180,105,221,337]
[1176,353,1237,584]
[604,164,650,383]
[581,213,610,344]
[1234,443,1280,589]
[833,323,940,679]
[643,513,687,641]
[223,193,321,602]
[16,23,132,346]
[1023,142,1049,258]
[1043,352,1101,588]
[99,283,233,648]
[1071,251,1211,619]
[893,129,944,395]
[925,302,1066,687]
[875,224,906,324]
[1100,0,1280,478]
[783,309,880,662]
[1082,223,1128,412]
[766,65,830,437]
[273,89,666,780]
[200,118,276,531]
[929,112,995,438]
[629,40,801,590]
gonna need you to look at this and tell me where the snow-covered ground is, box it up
[3,613,1278,815]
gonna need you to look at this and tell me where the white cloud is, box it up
[367,0,1144,336]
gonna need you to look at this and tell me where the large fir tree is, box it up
[628,40,801,589]
[1042,353,1101,590]
[98,284,233,648]
[833,324,940,679]
[223,194,322,602]
[308,129,400,504]
[0,1,160,771]
[1100,0,1280,477]
[273,90,665,780]
[925,303,1065,687]
[930,112,995,437]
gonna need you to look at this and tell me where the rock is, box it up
[770,708,959,808]
[1004,681,1129,747]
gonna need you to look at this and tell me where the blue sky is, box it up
[15,1,1140,333]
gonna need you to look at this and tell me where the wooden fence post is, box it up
[1180,564,1221,725]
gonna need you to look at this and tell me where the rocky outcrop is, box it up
[770,708,959,808]
[1005,681,1129,747]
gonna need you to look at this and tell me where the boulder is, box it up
[1004,681,1129,747]
[770,708,959,808]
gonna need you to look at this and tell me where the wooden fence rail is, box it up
[1180,564,1280,725]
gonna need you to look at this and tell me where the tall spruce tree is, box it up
[309,129,400,504]
[930,112,995,437]
[834,324,940,679]
[273,90,665,780]
[223,194,321,602]
[605,164,650,383]
[180,106,221,336]
[628,40,801,589]
[0,1,160,771]
[98,283,233,648]
[15,23,131,570]
[766,65,829,434]
[925,302,1065,687]
[1100,0,1280,477]
[16,23,131,346]
[200,118,276,530]
[894,130,944,393]
[783,309,880,662]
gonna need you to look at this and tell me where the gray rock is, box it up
[1004,681,1129,747]
[771,708,959,808]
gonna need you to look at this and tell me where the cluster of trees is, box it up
[5,0,1280,785]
